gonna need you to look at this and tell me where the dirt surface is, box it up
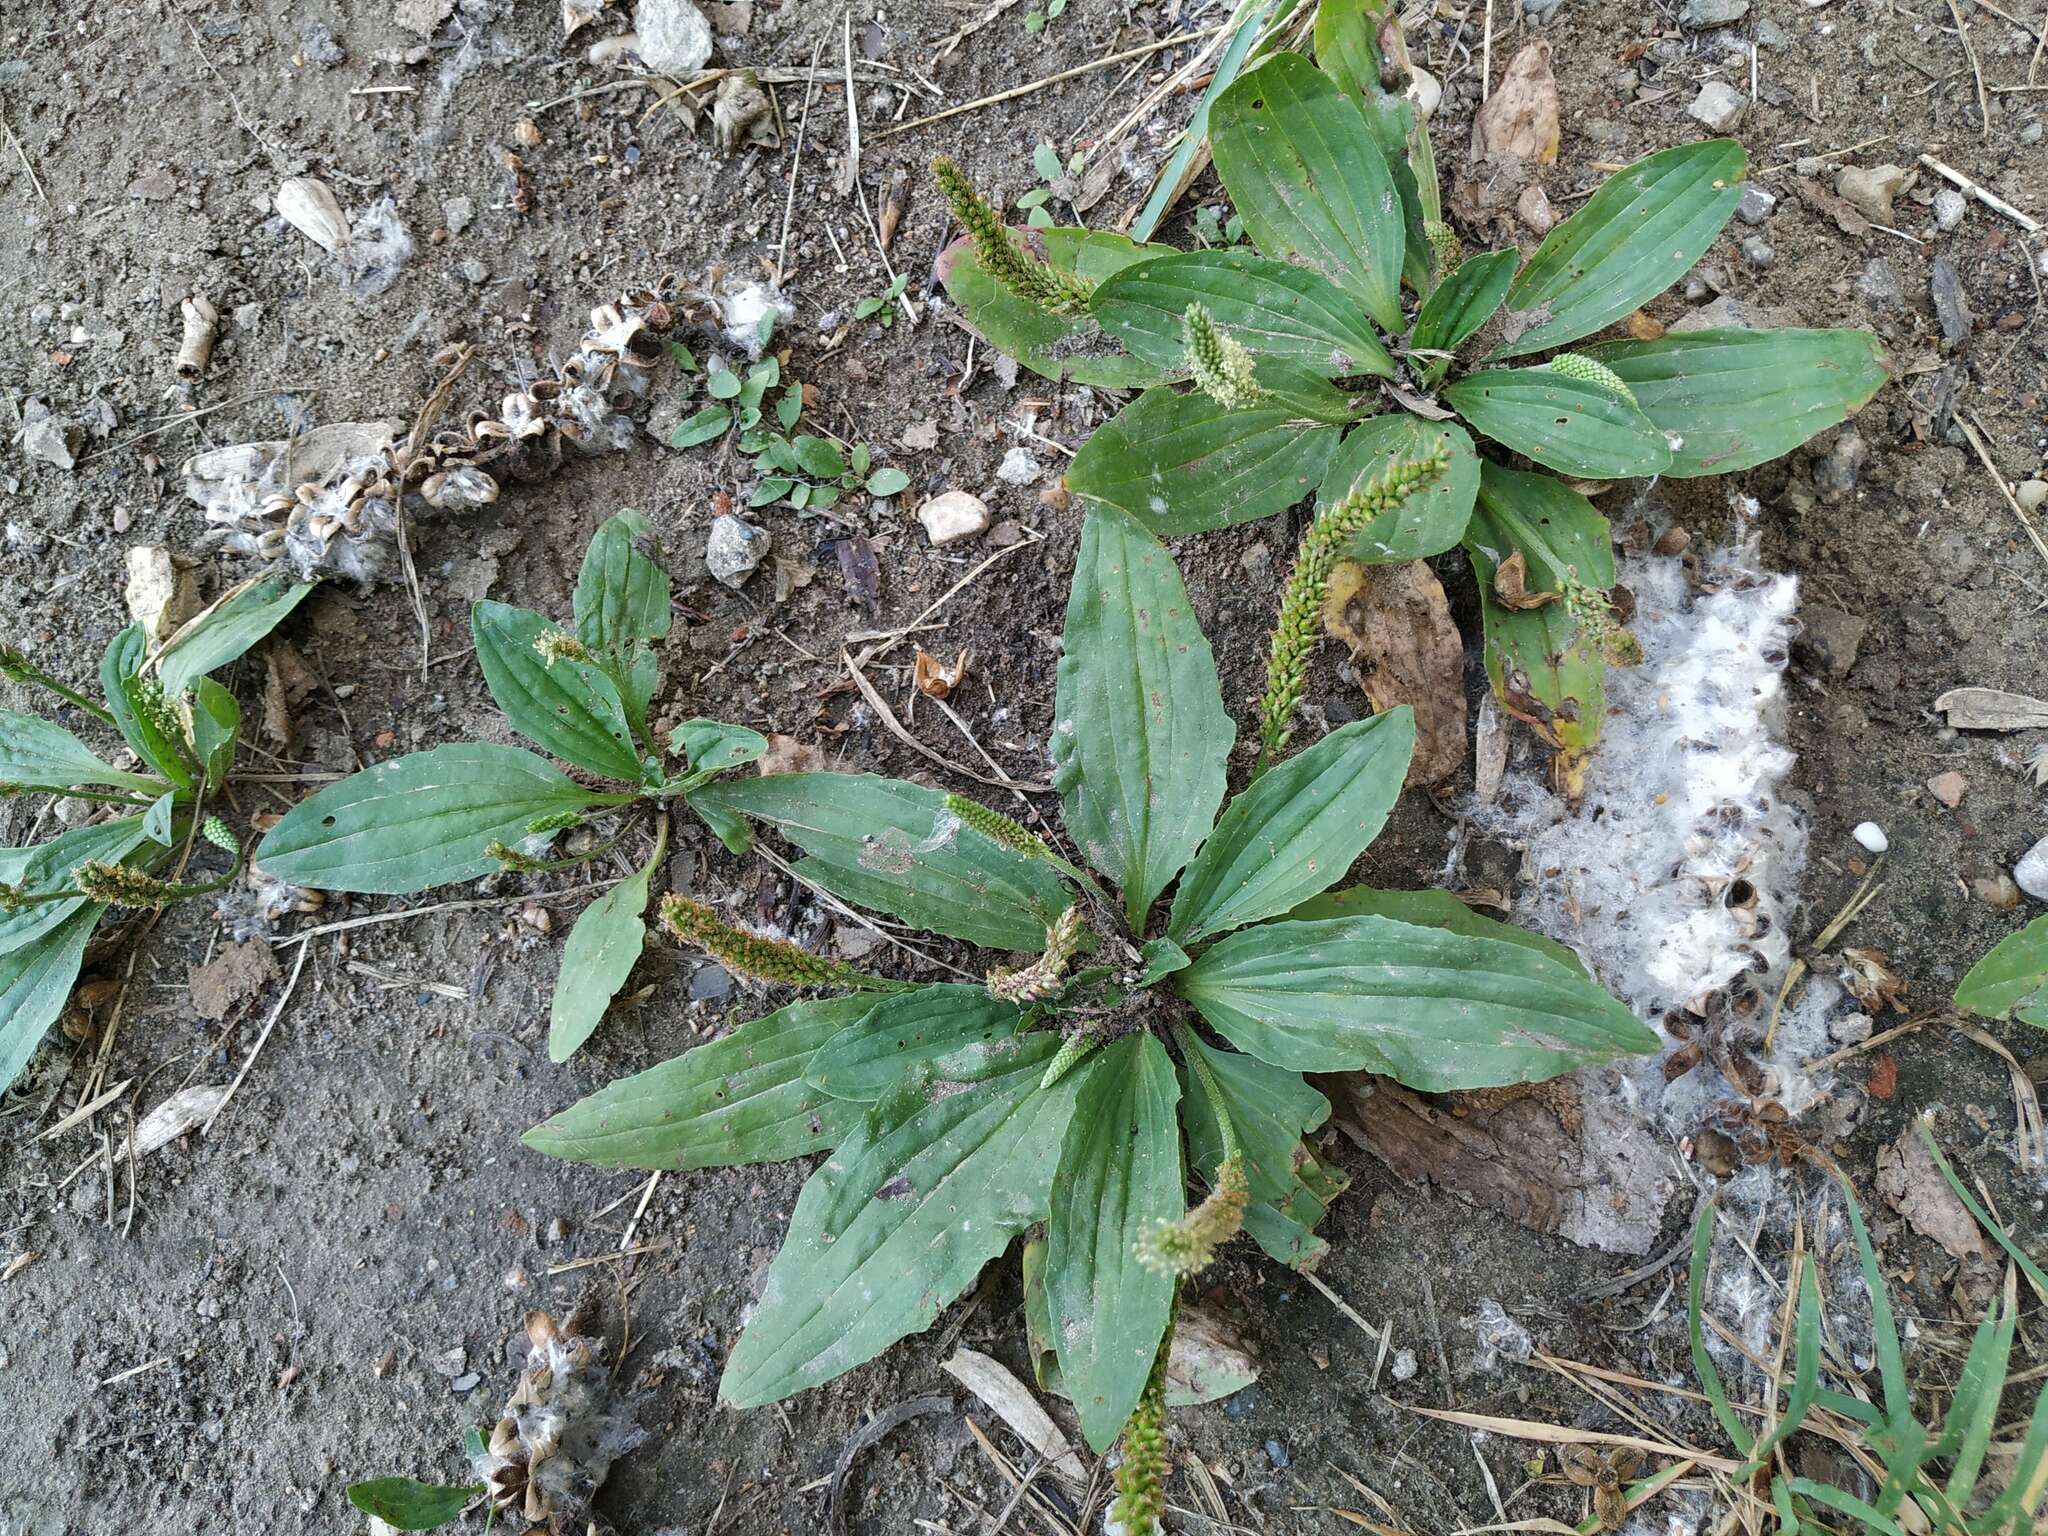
[1,0,2045,1531]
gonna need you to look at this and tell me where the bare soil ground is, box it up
[0,0,2044,1531]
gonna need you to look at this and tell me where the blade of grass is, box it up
[1944,1271,2020,1508]
[1787,1477,1909,1535]
[1688,1201,1757,1456]
[1743,1257,1823,1476]
[1831,1172,1910,1420]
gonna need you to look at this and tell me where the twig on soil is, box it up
[82,387,331,462]
[545,1238,671,1275]
[1959,410,2048,570]
[842,11,918,327]
[268,881,615,949]
[186,21,285,169]
[1401,1404,1742,1473]
[774,38,825,286]
[931,695,1033,796]
[1953,1018,2046,1169]
[1945,0,1995,142]
[842,651,1050,792]
[847,526,1043,670]
[98,1356,171,1389]
[1481,0,1494,101]
[618,1170,661,1254]
[1302,1270,1387,1346]
[203,940,310,1135]
[1,112,45,202]
[931,0,1030,64]
[36,1078,133,1142]
[1420,1272,1455,1408]
[1797,1011,1930,1072]
[828,1397,959,1536]
[871,28,1225,141]
[1918,152,2043,231]
[1755,132,1892,176]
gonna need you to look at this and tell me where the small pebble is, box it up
[1678,0,1748,25]
[705,513,770,588]
[1933,188,1967,231]
[1925,771,1967,808]
[1852,821,1889,855]
[1735,183,1777,225]
[916,489,991,546]
[1740,236,1774,269]
[1390,1348,1419,1382]
[995,446,1042,486]
[1686,80,1748,133]
[1265,1440,1291,1470]
[1855,259,1903,308]
[2014,479,2047,515]
[2016,835,2048,901]
[1829,1013,1874,1044]
[450,1372,482,1393]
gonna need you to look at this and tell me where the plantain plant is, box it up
[253,511,766,1061]
[934,0,1886,786]
[523,454,1660,1519]
[0,575,315,1091]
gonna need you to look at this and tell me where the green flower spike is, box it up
[1183,304,1263,411]
[931,157,1094,314]
[660,895,895,992]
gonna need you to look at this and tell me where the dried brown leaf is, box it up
[1472,43,1560,166]
[1323,558,1467,787]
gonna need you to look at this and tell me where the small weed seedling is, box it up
[933,0,1887,788]
[853,273,910,328]
[666,346,907,510]
[525,453,1658,1523]
[1017,142,1087,230]
[0,575,314,1091]
[1682,1135,2047,1532]
[1191,201,1247,249]
[1023,0,1068,35]
[253,512,763,1062]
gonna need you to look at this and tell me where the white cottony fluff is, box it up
[1474,502,1840,1123]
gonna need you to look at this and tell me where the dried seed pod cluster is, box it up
[185,283,689,584]
[472,1308,643,1535]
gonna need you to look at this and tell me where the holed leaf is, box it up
[1066,387,1341,537]
[1090,249,1394,379]
[1177,913,1658,1085]
[668,719,770,790]
[1209,52,1407,332]
[1465,461,1616,756]
[547,858,652,1062]
[1582,327,1889,478]
[1491,138,1745,360]
[472,601,645,782]
[690,773,1073,952]
[1177,1029,1347,1270]
[1445,367,1672,478]
[718,1032,1082,1407]
[1054,507,1234,924]
[1168,710,1415,945]
[807,985,1024,1101]
[936,227,1177,389]
[1316,416,1479,563]
[256,743,615,895]
[524,994,879,1168]
[1046,1034,1182,1452]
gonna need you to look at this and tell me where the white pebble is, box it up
[1389,1348,1418,1381]
[2017,835,2048,902]
[1852,821,1889,854]
[916,489,991,546]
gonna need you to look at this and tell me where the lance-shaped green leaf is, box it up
[1130,0,1278,242]
[690,773,1074,951]
[189,676,240,792]
[0,816,152,959]
[1465,462,1616,756]
[1046,1034,1182,1452]
[1582,327,1889,478]
[1311,0,1434,294]
[1090,250,1394,379]
[718,1032,1082,1407]
[1209,53,1406,332]
[807,985,1024,1101]
[575,508,672,650]
[1067,388,1341,537]
[1491,139,1745,360]
[472,602,645,782]
[1168,710,1414,945]
[256,743,616,894]
[100,626,185,786]
[1411,249,1518,380]
[524,994,878,1168]
[345,1479,483,1531]
[547,860,653,1062]
[936,226,1178,388]
[667,719,769,790]
[1177,1029,1347,1270]
[1316,417,1479,563]
[1955,914,2048,1028]
[0,901,104,1094]
[1445,368,1671,478]
[0,711,160,793]
[1177,913,1658,1085]
[1290,884,1589,977]
[1054,507,1233,923]
[155,575,317,696]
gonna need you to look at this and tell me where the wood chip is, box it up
[1935,686,2048,731]
[939,1347,1086,1484]
[136,1086,231,1156]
